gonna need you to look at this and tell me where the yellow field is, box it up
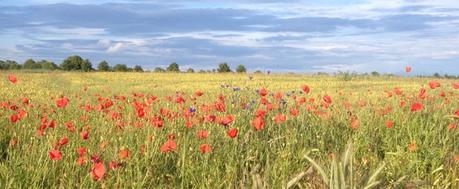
[0,72,458,188]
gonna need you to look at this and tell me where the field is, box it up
[0,72,458,188]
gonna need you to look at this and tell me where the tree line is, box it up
[0,55,144,72]
[152,62,247,73]
[0,55,249,73]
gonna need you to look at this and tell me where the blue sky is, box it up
[1,0,458,74]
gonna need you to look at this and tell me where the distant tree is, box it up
[217,63,231,73]
[316,72,329,76]
[198,69,206,73]
[8,61,21,70]
[444,74,457,79]
[433,73,442,78]
[37,60,59,70]
[167,62,180,72]
[0,60,20,70]
[98,61,110,71]
[8,62,22,70]
[371,71,380,76]
[0,60,5,70]
[23,59,37,69]
[81,59,93,72]
[61,55,85,71]
[154,67,166,73]
[186,68,195,73]
[254,70,263,74]
[133,65,144,72]
[113,64,128,72]
[236,64,246,73]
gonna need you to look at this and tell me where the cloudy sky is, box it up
[1,0,458,74]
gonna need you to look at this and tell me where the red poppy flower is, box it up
[453,83,459,89]
[258,88,268,96]
[218,115,234,126]
[16,109,26,119]
[204,114,216,122]
[77,147,86,157]
[56,97,69,108]
[194,90,204,97]
[323,95,332,104]
[21,98,29,104]
[227,128,238,138]
[408,141,416,152]
[8,74,17,84]
[109,161,121,170]
[150,116,164,128]
[58,136,69,146]
[273,113,287,124]
[448,123,456,130]
[254,109,266,118]
[118,149,129,159]
[49,149,62,161]
[196,130,208,139]
[91,162,106,181]
[47,120,56,129]
[199,144,212,154]
[259,97,268,105]
[64,121,75,132]
[215,101,226,112]
[160,139,177,153]
[251,116,265,131]
[385,120,393,129]
[350,118,359,129]
[454,110,459,118]
[300,85,310,94]
[80,130,89,140]
[428,81,440,89]
[9,114,19,123]
[175,96,185,104]
[290,108,299,117]
[273,92,283,100]
[405,66,412,73]
[410,103,423,112]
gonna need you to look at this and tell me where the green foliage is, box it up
[303,142,387,189]
[371,71,380,77]
[23,59,38,69]
[167,62,180,72]
[97,61,111,71]
[0,60,21,70]
[37,60,59,70]
[236,64,247,73]
[133,65,144,72]
[81,59,93,72]
[60,55,92,71]
[113,64,129,72]
[154,67,166,73]
[217,63,232,73]
[186,68,195,73]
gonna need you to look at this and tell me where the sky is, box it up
[0,0,458,74]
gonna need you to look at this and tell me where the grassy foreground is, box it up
[0,72,458,188]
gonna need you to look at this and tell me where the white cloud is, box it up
[97,39,112,47]
[106,42,124,53]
